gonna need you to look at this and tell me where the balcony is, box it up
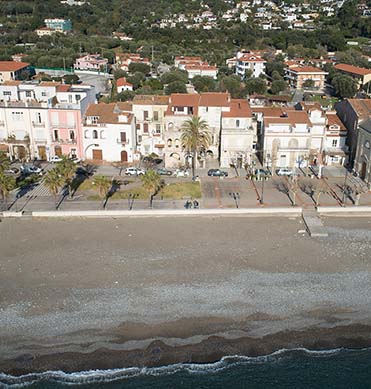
[34,138,48,144]
[117,138,129,144]
[53,139,77,144]
[278,146,309,152]
[0,121,5,127]
[51,123,76,129]
[32,121,46,128]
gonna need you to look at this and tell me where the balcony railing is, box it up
[34,138,48,144]
[51,123,76,129]
[53,139,77,144]
[117,138,129,144]
[32,121,46,128]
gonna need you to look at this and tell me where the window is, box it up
[11,112,24,121]
[236,120,240,128]
[332,139,338,147]
[70,148,77,158]
[69,130,75,141]
[100,130,106,139]
[37,113,42,123]
[167,138,172,147]
[75,94,81,101]
[90,116,98,124]
[54,130,59,141]
[136,124,140,130]
[26,91,32,98]
[156,124,161,133]
[3,91,11,96]
[205,107,209,113]
[143,123,149,133]
[120,132,127,143]
[84,130,90,139]
[153,111,159,121]
[143,110,149,120]
[92,130,98,139]
[68,95,73,103]
[41,92,47,97]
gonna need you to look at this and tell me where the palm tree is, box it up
[56,156,76,198]
[0,172,16,208]
[181,116,211,177]
[93,175,111,208]
[140,169,162,208]
[44,169,63,209]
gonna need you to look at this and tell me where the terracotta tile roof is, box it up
[85,102,133,124]
[334,63,371,77]
[169,93,200,107]
[56,84,71,92]
[347,98,371,119]
[39,81,61,87]
[264,111,311,126]
[185,64,217,71]
[289,66,327,74]
[238,54,265,63]
[2,80,21,86]
[326,113,346,132]
[199,92,230,107]
[132,95,169,105]
[0,61,29,72]
[222,99,252,118]
[116,77,133,87]
[252,107,285,117]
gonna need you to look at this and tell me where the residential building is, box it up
[116,77,133,93]
[335,98,371,166]
[262,110,325,168]
[35,27,56,37]
[44,18,72,33]
[355,118,371,185]
[236,51,266,78]
[132,95,169,158]
[0,62,30,84]
[175,56,218,79]
[83,102,136,163]
[220,99,256,168]
[285,66,327,90]
[115,53,150,72]
[323,112,348,166]
[334,63,371,90]
[74,54,109,71]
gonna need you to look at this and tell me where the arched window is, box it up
[175,138,180,148]
[84,130,90,139]
[168,122,174,130]
[92,130,98,139]
[69,130,75,141]
[100,130,106,139]
[167,138,172,147]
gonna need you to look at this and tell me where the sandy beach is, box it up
[1,215,371,375]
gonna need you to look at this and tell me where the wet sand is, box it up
[1,216,371,374]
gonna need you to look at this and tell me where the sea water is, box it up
[1,348,371,388]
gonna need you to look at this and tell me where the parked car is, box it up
[276,167,293,176]
[20,165,43,176]
[255,168,270,177]
[50,156,63,163]
[208,169,228,177]
[70,157,81,164]
[156,168,173,176]
[125,167,145,176]
[173,169,190,178]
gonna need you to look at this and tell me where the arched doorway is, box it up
[121,150,128,162]
[54,146,62,157]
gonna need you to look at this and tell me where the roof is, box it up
[289,66,327,74]
[334,63,371,77]
[56,84,71,92]
[185,65,217,71]
[264,111,311,126]
[238,54,266,63]
[199,92,230,107]
[252,106,285,117]
[132,95,169,105]
[222,99,252,118]
[85,102,133,124]
[0,61,29,72]
[2,80,21,86]
[326,113,346,131]
[169,93,200,107]
[347,99,371,119]
[117,77,133,87]
[39,81,61,87]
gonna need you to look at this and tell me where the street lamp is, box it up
[128,192,137,210]
[260,174,265,204]
[229,192,240,208]
[342,166,349,206]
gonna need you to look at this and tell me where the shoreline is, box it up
[2,324,371,376]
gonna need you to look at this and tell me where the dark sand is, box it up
[1,216,371,375]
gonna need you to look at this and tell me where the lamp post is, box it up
[260,174,265,204]
[229,192,240,208]
[128,193,137,210]
[342,167,349,206]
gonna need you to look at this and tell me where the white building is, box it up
[236,52,266,78]
[116,77,133,93]
[83,102,136,163]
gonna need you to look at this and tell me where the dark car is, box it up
[156,168,173,176]
[208,169,228,177]
[254,168,270,176]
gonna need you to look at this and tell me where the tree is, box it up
[160,69,188,85]
[164,81,187,94]
[314,181,327,206]
[245,78,266,95]
[63,74,79,84]
[181,116,211,177]
[271,79,287,94]
[191,75,216,92]
[140,169,162,208]
[44,169,63,209]
[0,172,15,207]
[127,71,146,89]
[218,75,243,98]
[289,176,299,206]
[331,74,357,98]
[114,69,128,80]
[303,79,315,89]
[128,62,151,75]
[55,156,76,199]
[92,175,111,208]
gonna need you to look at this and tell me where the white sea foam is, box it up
[0,347,359,388]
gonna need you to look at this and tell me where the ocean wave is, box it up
[0,347,361,387]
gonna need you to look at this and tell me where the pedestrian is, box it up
[193,200,199,209]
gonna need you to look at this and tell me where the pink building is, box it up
[49,109,83,159]
[74,54,108,71]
